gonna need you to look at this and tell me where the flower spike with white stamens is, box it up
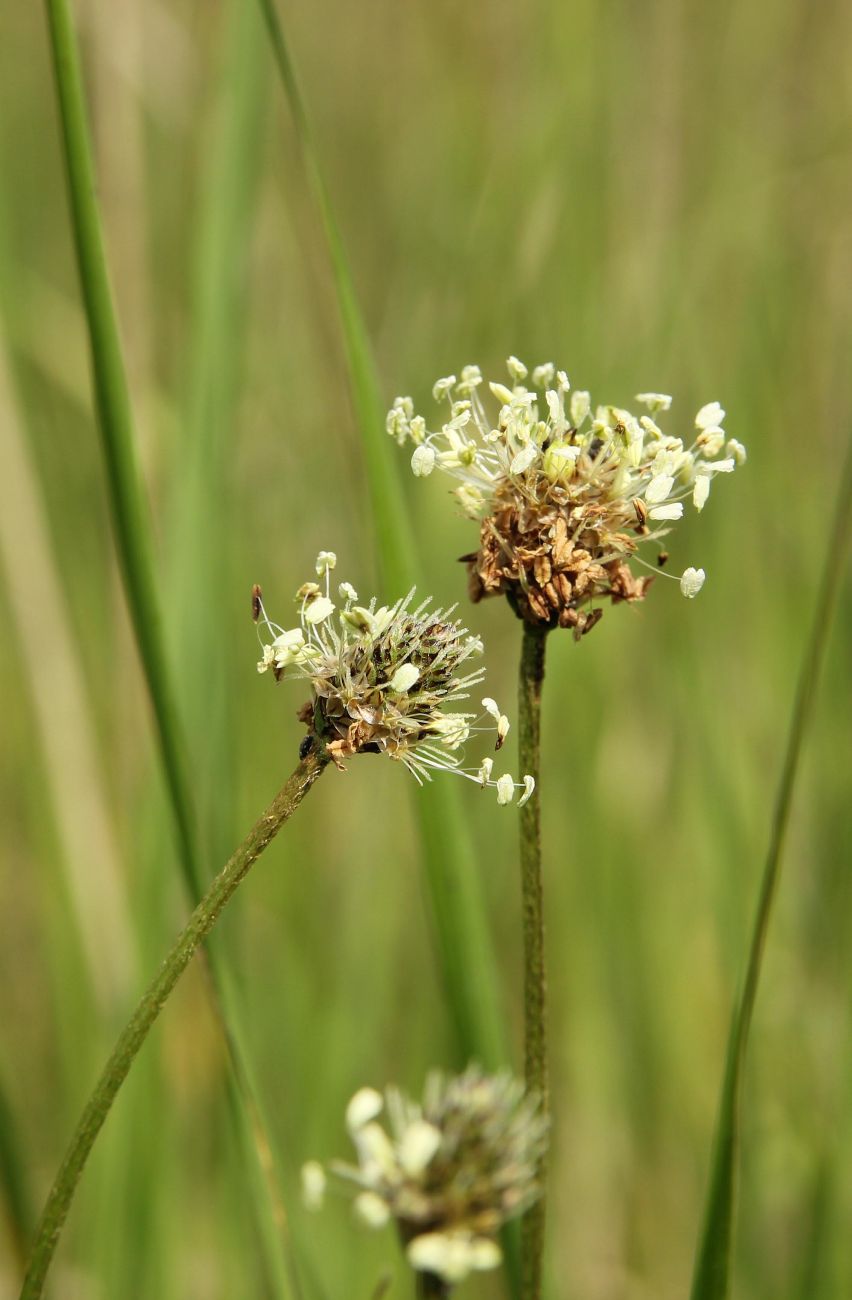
[388,360,744,637]
[303,1066,548,1288]
[253,557,533,804]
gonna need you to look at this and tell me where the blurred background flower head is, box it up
[304,1066,547,1286]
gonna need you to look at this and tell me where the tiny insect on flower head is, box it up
[306,1066,547,1286]
[253,556,532,804]
[388,360,744,638]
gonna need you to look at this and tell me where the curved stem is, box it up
[41,0,299,1290]
[518,623,549,1300]
[20,748,329,1300]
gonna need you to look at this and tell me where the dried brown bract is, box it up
[389,361,746,632]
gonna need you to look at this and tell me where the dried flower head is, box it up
[302,1066,547,1287]
[254,554,533,806]
[388,362,745,637]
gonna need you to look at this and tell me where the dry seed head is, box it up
[388,361,745,637]
[254,556,533,805]
[304,1066,547,1286]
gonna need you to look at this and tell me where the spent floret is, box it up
[303,1066,547,1287]
[388,361,745,637]
[254,554,533,806]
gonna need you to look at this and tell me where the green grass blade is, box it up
[689,436,852,1300]
[40,1,297,1293]
[43,0,197,884]
[255,0,509,1075]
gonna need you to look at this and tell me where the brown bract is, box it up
[292,612,476,770]
[297,692,409,769]
[467,485,654,638]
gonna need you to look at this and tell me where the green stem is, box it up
[689,432,852,1300]
[416,1271,452,1299]
[43,0,195,890]
[20,749,328,1300]
[518,623,549,1300]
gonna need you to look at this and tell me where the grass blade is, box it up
[689,435,852,1300]
[43,0,196,883]
[40,1,297,1292]
[255,0,509,1078]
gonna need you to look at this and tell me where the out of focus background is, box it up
[1,0,851,1297]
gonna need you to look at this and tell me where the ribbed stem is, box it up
[20,748,328,1300]
[518,622,549,1300]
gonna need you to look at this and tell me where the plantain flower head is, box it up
[388,362,745,637]
[253,554,533,806]
[302,1066,547,1287]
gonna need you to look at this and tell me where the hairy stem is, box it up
[518,622,549,1299]
[20,748,328,1300]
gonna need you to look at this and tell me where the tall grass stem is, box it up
[20,749,329,1300]
[689,433,852,1300]
[43,0,195,889]
[41,2,300,1292]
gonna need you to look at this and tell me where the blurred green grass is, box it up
[1,0,851,1297]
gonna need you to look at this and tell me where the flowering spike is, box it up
[307,1066,548,1286]
[254,563,530,801]
[387,366,744,637]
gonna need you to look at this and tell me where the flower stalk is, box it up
[20,747,329,1300]
[416,1272,451,1299]
[518,623,549,1299]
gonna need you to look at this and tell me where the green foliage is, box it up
[2,0,851,1297]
